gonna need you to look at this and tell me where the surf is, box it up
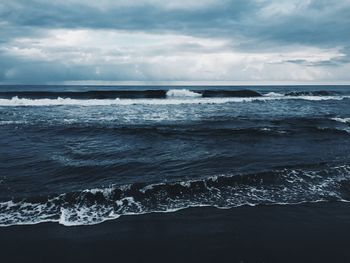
[0,94,348,106]
[1,164,349,227]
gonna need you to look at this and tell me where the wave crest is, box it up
[1,165,350,227]
[0,95,349,107]
[332,117,350,124]
[166,89,201,98]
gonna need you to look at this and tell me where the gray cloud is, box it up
[0,0,350,83]
[1,0,349,45]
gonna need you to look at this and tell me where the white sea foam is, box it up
[331,117,350,124]
[58,205,118,226]
[264,92,284,97]
[166,89,201,98]
[0,95,349,107]
[83,187,115,197]
[1,165,350,227]
[297,95,348,101]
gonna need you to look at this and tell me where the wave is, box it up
[166,89,201,98]
[0,89,262,99]
[2,117,349,136]
[264,92,284,97]
[0,90,168,99]
[0,95,349,106]
[1,164,349,227]
[201,90,262,97]
[0,89,344,100]
[0,89,261,99]
[285,91,335,96]
[37,125,350,136]
[332,117,350,124]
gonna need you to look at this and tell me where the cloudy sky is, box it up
[0,0,350,84]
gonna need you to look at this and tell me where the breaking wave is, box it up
[1,164,350,227]
[332,117,350,124]
[166,89,201,98]
[0,95,348,106]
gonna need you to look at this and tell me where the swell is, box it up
[0,89,343,100]
[48,125,350,137]
[0,89,261,99]
[1,164,350,226]
[4,117,350,136]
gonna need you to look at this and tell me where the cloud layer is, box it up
[0,0,349,84]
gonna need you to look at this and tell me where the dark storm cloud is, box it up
[0,0,250,30]
[1,0,349,46]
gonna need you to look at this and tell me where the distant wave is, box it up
[201,90,262,97]
[0,89,261,99]
[0,89,262,99]
[0,89,345,100]
[285,91,335,96]
[0,94,349,106]
[0,90,168,99]
[1,164,349,227]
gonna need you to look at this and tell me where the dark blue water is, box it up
[0,85,350,226]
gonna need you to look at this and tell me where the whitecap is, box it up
[166,89,201,98]
[331,117,350,124]
[0,95,349,107]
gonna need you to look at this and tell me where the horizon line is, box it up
[1,81,350,86]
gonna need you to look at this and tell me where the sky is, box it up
[0,0,350,85]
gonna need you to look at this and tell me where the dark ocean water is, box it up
[0,85,350,226]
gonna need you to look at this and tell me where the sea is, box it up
[0,85,350,227]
